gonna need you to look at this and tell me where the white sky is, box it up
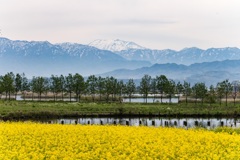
[0,0,240,50]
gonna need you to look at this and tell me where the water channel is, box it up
[16,95,178,103]
[122,98,178,103]
[14,96,238,129]
[42,117,240,129]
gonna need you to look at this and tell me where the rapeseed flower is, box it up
[0,122,240,159]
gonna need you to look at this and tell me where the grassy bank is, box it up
[1,100,240,120]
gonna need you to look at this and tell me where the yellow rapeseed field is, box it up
[1,122,240,160]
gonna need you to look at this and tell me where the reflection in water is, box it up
[123,98,178,103]
[45,117,240,129]
[16,95,76,101]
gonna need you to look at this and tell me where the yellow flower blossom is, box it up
[1,122,240,159]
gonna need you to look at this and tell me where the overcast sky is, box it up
[0,0,240,50]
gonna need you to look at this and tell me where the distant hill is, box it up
[100,60,240,86]
[0,37,151,77]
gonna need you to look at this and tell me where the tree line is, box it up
[0,72,238,105]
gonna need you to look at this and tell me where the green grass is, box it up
[1,100,240,120]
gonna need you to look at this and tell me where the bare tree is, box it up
[231,81,239,106]
[126,79,136,102]
[140,75,151,103]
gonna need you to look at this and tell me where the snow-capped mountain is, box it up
[2,36,240,85]
[88,39,146,52]
[0,37,151,77]
[116,47,240,65]
[88,39,240,65]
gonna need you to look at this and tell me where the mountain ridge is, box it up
[88,39,146,52]
[1,37,240,86]
[0,37,151,77]
[88,39,240,65]
[99,59,240,86]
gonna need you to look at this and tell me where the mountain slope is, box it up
[116,47,240,65]
[0,37,151,77]
[89,39,240,65]
[100,60,240,86]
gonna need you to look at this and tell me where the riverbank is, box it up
[1,101,240,120]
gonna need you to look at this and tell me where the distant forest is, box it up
[0,72,238,105]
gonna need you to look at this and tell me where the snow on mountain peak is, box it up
[88,39,146,52]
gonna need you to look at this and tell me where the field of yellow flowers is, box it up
[1,122,240,160]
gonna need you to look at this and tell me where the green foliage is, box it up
[213,127,240,135]
[0,72,240,108]
[126,79,136,102]
[192,82,207,105]
[140,75,151,103]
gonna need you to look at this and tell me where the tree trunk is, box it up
[106,94,109,102]
[225,94,228,106]
[76,94,79,102]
